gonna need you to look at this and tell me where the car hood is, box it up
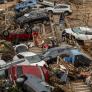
[13,56,46,67]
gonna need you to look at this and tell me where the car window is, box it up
[60,5,68,8]
[72,28,86,34]
[17,66,23,77]
[28,1,32,3]
[26,55,41,63]
[16,46,28,54]
[55,6,61,8]
[0,70,5,79]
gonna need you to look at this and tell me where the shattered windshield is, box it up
[0,70,5,79]
[26,55,41,63]
[72,28,86,34]
[16,46,28,54]
[74,54,91,67]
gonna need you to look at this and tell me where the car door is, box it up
[54,5,61,13]
[59,5,68,13]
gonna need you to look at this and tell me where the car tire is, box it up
[48,10,53,15]
[2,30,9,37]
[43,20,48,25]
[25,27,32,34]
[64,11,70,16]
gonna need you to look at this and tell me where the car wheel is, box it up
[64,11,69,16]
[43,20,48,25]
[2,30,9,37]
[25,27,32,34]
[48,10,53,15]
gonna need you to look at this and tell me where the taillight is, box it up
[44,64,48,68]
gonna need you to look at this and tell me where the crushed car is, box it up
[63,48,92,67]
[0,28,36,43]
[16,74,53,92]
[41,46,71,64]
[63,27,92,42]
[0,58,49,82]
[0,59,50,92]
[15,0,44,12]
[15,0,37,12]
[13,51,48,67]
[16,11,50,27]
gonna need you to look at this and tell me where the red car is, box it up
[6,65,49,82]
[0,30,38,42]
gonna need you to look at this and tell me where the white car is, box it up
[45,4,72,15]
[13,51,47,67]
[63,27,92,41]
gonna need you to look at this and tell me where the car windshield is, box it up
[16,46,28,54]
[74,54,91,67]
[72,28,86,34]
[0,70,5,79]
[25,55,41,63]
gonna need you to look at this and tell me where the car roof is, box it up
[65,27,92,32]
[47,47,62,52]
[46,45,72,52]
[56,4,70,6]
[18,51,36,57]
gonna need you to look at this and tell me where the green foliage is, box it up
[8,86,22,92]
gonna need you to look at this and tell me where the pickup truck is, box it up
[63,49,92,67]
[15,0,44,12]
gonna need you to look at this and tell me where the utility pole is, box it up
[4,0,8,30]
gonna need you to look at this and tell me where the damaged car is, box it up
[16,11,50,27]
[63,27,92,42]
[16,74,53,92]
[13,51,48,67]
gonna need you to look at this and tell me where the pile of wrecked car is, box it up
[0,0,92,92]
